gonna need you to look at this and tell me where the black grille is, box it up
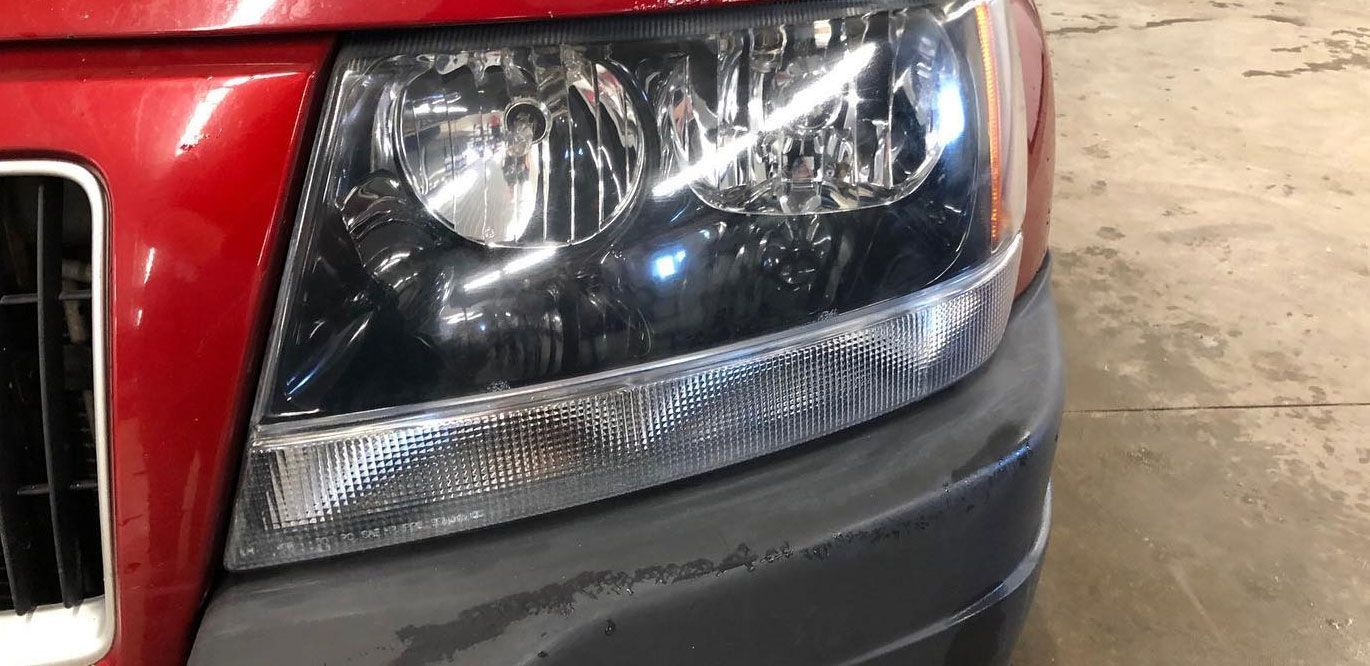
[0,175,102,615]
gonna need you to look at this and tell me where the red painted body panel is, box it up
[3,0,765,42]
[0,38,331,665]
[1012,0,1056,293]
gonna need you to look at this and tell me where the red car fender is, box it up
[1011,0,1057,294]
[0,37,331,665]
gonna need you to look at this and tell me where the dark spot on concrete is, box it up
[538,650,549,658]
[1243,53,1370,78]
[1097,226,1126,241]
[1174,320,1229,359]
[1326,617,1353,631]
[1140,17,1212,29]
[1321,175,1356,196]
[1253,14,1308,27]
[1251,350,1317,384]
[1048,24,1120,36]
[1126,446,1169,471]
[1271,45,1306,53]
[1156,222,1268,247]
[603,618,617,636]
[1302,408,1336,431]
[1083,143,1111,159]
[1090,179,1109,195]
[1082,245,1119,260]
[1235,568,1285,602]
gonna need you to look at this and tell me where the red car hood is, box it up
[3,0,760,41]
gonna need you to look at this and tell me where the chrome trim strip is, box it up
[0,160,115,666]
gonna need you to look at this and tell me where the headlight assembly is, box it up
[227,0,1029,568]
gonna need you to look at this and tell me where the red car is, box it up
[0,0,1056,663]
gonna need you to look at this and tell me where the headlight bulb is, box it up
[394,48,646,248]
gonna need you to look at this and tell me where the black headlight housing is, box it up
[228,0,1028,569]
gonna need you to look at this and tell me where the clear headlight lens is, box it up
[658,11,957,214]
[227,0,1028,568]
[393,49,646,246]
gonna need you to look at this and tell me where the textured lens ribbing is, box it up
[226,237,1020,569]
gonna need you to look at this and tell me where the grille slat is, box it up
[0,174,102,616]
[16,481,99,496]
[35,179,85,607]
[0,290,93,306]
[0,452,41,614]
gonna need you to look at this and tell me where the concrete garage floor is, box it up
[1012,1,1370,664]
